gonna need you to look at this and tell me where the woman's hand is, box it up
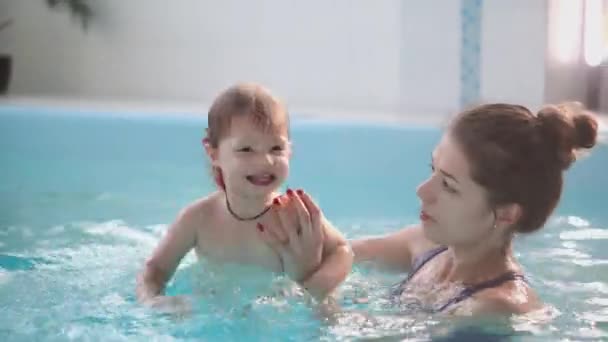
[258,189,324,284]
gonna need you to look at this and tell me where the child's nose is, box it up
[257,153,274,166]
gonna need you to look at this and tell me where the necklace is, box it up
[225,195,272,221]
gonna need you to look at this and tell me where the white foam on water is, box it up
[560,228,608,240]
[552,215,590,228]
[145,224,169,238]
[81,220,158,247]
[100,293,127,307]
[586,297,608,306]
[65,324,86,340]
[0,269,11,285]
[21,227,33,238]
[575,327,608,339]
[95,192,113,201]
[511,306,560,330]
[63,324,142,341]
[545,281,608,295]
[571,259,608,267]
[566,216,591,227]
[48,225,65,235]
[576,308,608,327]
[542,247,591,259]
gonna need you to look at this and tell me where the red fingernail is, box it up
[257,223,264,232]
[286,188,294,196]
[273,198,281,206]
[296,189,304,195]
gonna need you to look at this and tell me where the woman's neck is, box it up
[442,241,517,285]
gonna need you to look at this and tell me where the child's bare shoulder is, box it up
[175,191,222,227]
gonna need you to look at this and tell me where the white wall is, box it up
[481,0,548,110]
[1,0,563,117]
[0,0,463,116]
[1,0,463,116]
[400,1,461,115]
[0,1,12,54]
[543,0,591,107]
[542,0,608,115]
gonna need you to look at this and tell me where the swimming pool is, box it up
[1,105,607,341]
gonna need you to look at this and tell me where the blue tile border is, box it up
[460,0,483,107]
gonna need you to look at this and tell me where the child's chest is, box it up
[194,219,283,272]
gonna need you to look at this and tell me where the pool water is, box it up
[1,106,607,341]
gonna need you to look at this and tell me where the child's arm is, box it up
[136,203,199,306]
[262,191,353,302]
[299,219,353,301]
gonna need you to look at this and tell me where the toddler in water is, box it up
[136,83,352,311]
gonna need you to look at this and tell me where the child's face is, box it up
[210,115,290,197]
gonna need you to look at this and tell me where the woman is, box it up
[259,102,599,315]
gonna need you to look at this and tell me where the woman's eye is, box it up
[442,180,457,194]
[237,147,253,152]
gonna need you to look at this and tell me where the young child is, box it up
[136,83,352,311]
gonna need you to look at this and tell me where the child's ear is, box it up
[202,137,219,165]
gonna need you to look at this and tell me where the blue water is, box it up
[1,105,607,341]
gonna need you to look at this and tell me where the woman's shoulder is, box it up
[467,279,542,316]
[402,224,442,263]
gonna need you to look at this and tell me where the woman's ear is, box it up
[494,203,522,231]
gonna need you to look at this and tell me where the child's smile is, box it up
[246,172,277,187]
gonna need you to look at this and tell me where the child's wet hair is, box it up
[205,83,289,148]
[204,83,289,190]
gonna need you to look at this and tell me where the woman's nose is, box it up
[416,177,436,204]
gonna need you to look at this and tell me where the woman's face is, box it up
[416,133,497,247]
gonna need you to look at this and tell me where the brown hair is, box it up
[204,83,289,189]
[450,102,598,233]
[206,83,289,148]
